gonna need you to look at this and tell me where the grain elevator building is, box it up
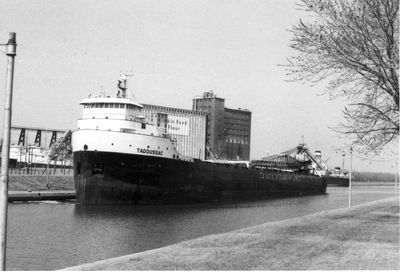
[192,91,251,160]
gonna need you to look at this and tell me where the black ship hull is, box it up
[73,151,327,205]
[326,176,350,187]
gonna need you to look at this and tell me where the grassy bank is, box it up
[63,197,399,270]
[9,174,74,191]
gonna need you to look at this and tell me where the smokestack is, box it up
[314,150,321,162]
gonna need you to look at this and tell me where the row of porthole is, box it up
[110,143,175,151]
[91,116,138,122]
[84,144,179,159]
[109,142,179,159]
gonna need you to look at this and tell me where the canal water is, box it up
[6,185,396,270]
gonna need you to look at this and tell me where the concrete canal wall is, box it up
[62,197,399,270]
[8,190,75,201]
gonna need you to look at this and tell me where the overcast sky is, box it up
[0,0,397,173]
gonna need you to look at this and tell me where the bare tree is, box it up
[46,131,72,173]
[286,0,399,154]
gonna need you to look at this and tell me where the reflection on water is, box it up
[6,186,396,270]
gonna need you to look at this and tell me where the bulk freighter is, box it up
[325,167,350,187]
[72,76,327,204]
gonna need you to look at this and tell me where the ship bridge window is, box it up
[126,104,141,111]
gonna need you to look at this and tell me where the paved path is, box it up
[62,197,399,270]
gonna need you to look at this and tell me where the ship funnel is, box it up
[314,150,321,162]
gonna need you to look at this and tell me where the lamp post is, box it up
[348,146,353,208]
[394,162,398,197]
[0,32,16,271]
[396,165,399,197]
[342,151,345,173]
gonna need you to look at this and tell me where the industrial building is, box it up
[10,126,67,148]
[192,91,251,160]
[141,104,207,160]
[9,126,70,167]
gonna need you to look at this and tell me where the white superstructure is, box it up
[72,76,191,161]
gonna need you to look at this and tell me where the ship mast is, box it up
[117,73,134,99]
[117,74,128,98]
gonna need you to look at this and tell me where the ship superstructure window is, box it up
[83,103,134,109]
[126,104,141,110]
